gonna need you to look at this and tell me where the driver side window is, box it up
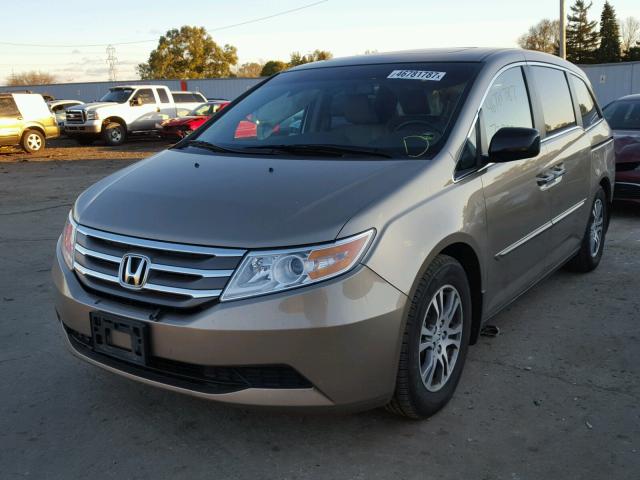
[479,67,533,153]
[132,89,156,105]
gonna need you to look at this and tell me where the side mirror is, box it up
[489,127,540,163]
[130,97,142,106]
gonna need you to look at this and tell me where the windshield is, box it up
[603,99,640,130]
[99,88,134,103]
[188,103,214,116]
[192,62,480,158]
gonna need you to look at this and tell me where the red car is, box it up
[161,101,229,140]
[603,94,640,204]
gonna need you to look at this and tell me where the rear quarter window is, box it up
[0,97,20,117]
[570,76,601,128]
[530,66,577,136]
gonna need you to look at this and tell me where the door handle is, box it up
[536,172,556,186]
[156,107,160,113]
[551,163,566,177]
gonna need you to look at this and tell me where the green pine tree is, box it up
[597,2,622,62]
[566,0,600,64]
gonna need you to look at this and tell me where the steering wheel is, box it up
[392,119,442,137]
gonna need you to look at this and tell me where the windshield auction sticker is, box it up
[387,70,446,81]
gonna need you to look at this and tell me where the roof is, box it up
[617,94,640,101]
[288,48,582,75]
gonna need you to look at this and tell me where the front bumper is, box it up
[53,242,407,409]
[64,120,101,134]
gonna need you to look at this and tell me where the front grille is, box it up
[66,109,85,123]
[73,225,246,308]
[65,327,312,393]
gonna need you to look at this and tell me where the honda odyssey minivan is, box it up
[53,48,614,418]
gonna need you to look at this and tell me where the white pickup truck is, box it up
[64,85,206,145]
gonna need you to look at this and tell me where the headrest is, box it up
[398,88,431,115]
[344,95,378,124]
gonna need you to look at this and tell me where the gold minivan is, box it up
[53,48,615,418]
[0,93,59,153]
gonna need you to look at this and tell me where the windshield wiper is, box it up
[244,144,393,159]
[177,140,247,155]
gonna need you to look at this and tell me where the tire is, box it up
[386,254,472,419]
[21,130,45,153]
[565,187,607,273]
[75,136,96,146]
[102,121,127,146]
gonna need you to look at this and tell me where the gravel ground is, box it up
[0,156,638,480]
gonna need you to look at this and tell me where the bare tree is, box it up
[236,62,264,77]
[518,19,560,54]
[6,70,57,86]
[620,16,640,53]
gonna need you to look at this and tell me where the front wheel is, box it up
[386,254,472,419]
[22,130,45,153]
[102,121,127,146]
[565,187,608,273]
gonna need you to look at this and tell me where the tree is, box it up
[620,17,640,55]
[260,60,288,76]
[596,2,621,62]
[137,26,237,79]
[6,70,56,86]
[237,62,264,77]
[288,49,333,67]
[517,19,560,54]
[566,0,599,64]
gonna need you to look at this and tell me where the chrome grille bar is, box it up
[75,244,234,278]
[76,225,246,257]
[74,264,223,299]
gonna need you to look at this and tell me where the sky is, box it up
[0,0,638,84]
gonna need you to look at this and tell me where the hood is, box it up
[74,149,424,248]
[165,116,205,126]
[76,102,118,111]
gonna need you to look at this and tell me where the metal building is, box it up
[580,61,640,106]
[0,78,264,103]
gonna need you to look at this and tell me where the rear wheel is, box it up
[21,130,45,153]
[387,254,472,419]
[102,121,126,146]
[566,187,607,273]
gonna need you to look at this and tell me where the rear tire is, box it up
[102,121,126,146]
[565,187,607,273]
[21,130,45,153]
[386,254,472,419]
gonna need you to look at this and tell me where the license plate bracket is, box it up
[90,312,149,366]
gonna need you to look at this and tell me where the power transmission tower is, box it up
[106,45,118,81]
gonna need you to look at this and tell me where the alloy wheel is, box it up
[419,284,463,392]
[589,198,604,258]
[27,133,42,151]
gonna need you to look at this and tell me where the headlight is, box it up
[221,229,375,301]
[86,111,99,120]
[61,211,77,270]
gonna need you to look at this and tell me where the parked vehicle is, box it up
[53,49,614,418]
[603,94,640,203]
[0,93,59,153]
[48,100,84,132]
[64,85,206,146]
[160,100,229,140]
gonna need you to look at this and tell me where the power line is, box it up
[0,0,328,48]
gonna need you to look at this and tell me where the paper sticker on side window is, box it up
[387,70,446,81]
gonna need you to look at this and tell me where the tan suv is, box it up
[0,93,59,153]
[53,48,614,418]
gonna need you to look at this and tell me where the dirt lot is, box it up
[0,151,638,479]
[0,137,169,163]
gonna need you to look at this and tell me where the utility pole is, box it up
[559,0,566,59]
[106,45,118,81]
